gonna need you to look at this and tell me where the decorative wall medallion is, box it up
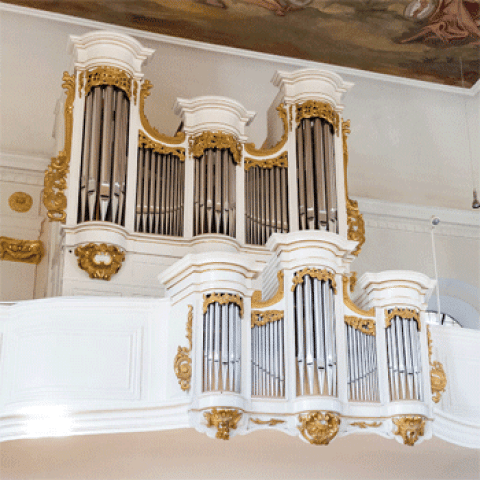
[344,316,376,336]
[244,152,287,171]
[189,131,242,164]
[427,326,447,404]
[8,192,33,213]
[0,237,44,265]
[342,276,375,317]
[251,271,284,308]
[203,293,244,317]
[74,243,125,280]
[43,72,75,222]
[204,408,242,440]
[350,421,382,428]
[174,305,193,391]
[298,411,340,445]
[292,268,337,294]
[84,66,132,98]
[296,101,340,135]
[393,416,425,446]
[250,418,285,426]
[244,103,288,156]
[385,308,421,331]
[139,131,185,161]
[251,310,284,328]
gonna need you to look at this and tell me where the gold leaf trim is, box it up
[203,293,244,318]
[250,418,285,426]
[174,305,193,391]
[84,66,132,98]
[244,104,288,156]
[78,71,85,98]
[133,80,138,106]
[349,271,358,293]
[296,101,340,136]
[291,268,337,294]
[298,412,340,445]
[342,277,375,318]
[138,131,185,161]
[251,271,284,309]
[0,237,44,265]
[289,104,293,131]
[189,131,242,165]
[344,316,376,336]
[251,310,284,328]
[204,408,242,440]
[74,243,125,281]
[139,80,185,145]
[244,152,288,171]
[393,416,425,446]
[343,120,365,256]
[350,421,382,428]
[43,71,75,222]
[8,192,33,213]
[427,326,447,404]
[385,308,420,331]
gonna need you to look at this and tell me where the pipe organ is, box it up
[38,31,441,447]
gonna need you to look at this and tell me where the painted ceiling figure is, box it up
[402,0,480,44]
[193,0,312,15]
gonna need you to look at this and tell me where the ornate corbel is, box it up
[392,416,425,446]
[74,243,125,280]
[298,411,340,445]
[204,408,242,440]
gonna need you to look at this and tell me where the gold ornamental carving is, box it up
[244,104,288,156]
[74,243,125,280]
[83,66,132,99]
[139,80,185,145]
[350,421,382,428]
[43,72,75,222]
[8,192,33,213]
[427,326,447,404]
[298,412,340,446]
[385,308,421,331]
[203,293,244,318]
[78,71,85,98]
[174,305,193,391]
[291,268,337,294]
[289,104,293,131]
[342,120,365,256]
[392,416,425,446]
[190,131,242,165]
[251,271,284,309]
[138,131,185,161]
[344,316,376,336]
[133,80,138,105]
[296,101,340,135]
[250,418,285,426]
[204,408,242,440]
[251,310,284,328]
[244,152,288,171]
[0,237,44,265]
[342,277,375,317]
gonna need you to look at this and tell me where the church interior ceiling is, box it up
[4,0,480,86]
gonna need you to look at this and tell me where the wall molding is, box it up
[0,151,50,186]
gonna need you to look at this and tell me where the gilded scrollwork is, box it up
[385,308,420,331]
[204,408,242,440]
[139,80,185,145]
[0,237,44,265]
[289,104,293,131]
[244,103,288,156]
[251,310,284,328]
[174,305,193,391]
[291,268,337,294]
[344,316,376,336]
[350,421,382,428]
[133,80,138,105]
[43,71,75,222]
[138,131,185,161]
[392,416,425,446]
[298,412,340,445]
[74,243,125,281]
[8,192,33,213]
[78,70,85,98]
[342,276,375,317]
[296,101,340,135]
[244,152,287,171]
[189,131,242,165]
[251,271,284,309]
[427,326,447,404]
[250,418,285,426]
[84,66,132,98]
[203,293,244,318]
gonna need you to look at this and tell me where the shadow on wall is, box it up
[428,278,480,330]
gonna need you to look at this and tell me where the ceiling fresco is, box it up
[5,0,480,87]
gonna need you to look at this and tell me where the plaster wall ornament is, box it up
[0,237,44,265]
[8,192,33,213]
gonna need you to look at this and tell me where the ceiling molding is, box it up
[1,2,478,97]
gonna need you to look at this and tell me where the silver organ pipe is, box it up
[385,309,423,401]
[293,270,337,396]
[203,294,242,393]
[78,85,130,225]
[134,148,185,236]
[251,311,285,398]
[245,161,289,246]
[295,118,337,233]
[194,149,236,236]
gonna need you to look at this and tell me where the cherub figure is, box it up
[193,0,312,15]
